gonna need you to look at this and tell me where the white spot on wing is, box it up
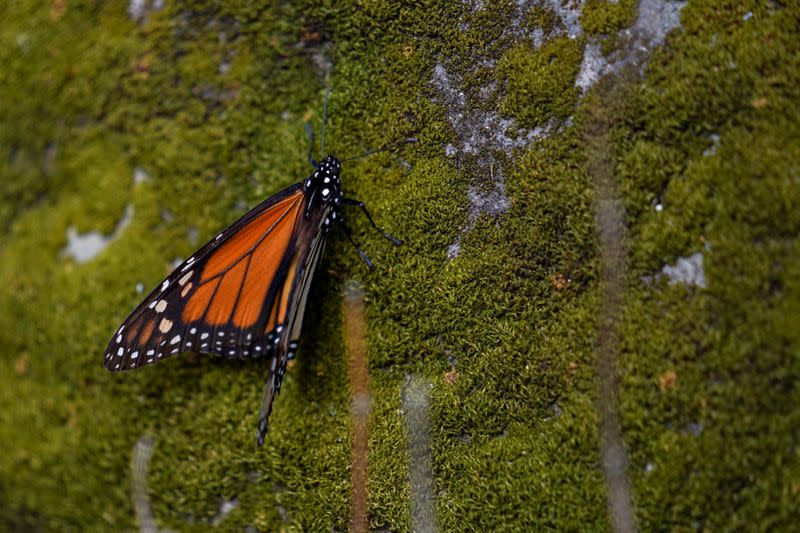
[170,335,181,345]
[179,271,193,286]
[181,282,192,297]
[155,300,167,313]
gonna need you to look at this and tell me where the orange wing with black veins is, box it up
[104,185,307,371]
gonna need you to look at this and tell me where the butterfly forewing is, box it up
[104,184,307,371]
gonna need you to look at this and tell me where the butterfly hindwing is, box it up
[256,208,330,444]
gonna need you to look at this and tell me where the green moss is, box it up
[2,0,799,530]
[598,1,800,529]
[581,0,638,36]
[524,4,559,35]
[498,36,584,128]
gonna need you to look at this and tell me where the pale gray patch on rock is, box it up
[467,168,511,223]
[432,61,559,258]
[129,0,163,22]
[528,0,584,49]
[703,133,721,156]
[531,27,545,48]
[62,204,134,263]
[211,498,239,527]
[662,252,706,288]
[544,0,585,38]
[634,0,686,48]
[311,47,333,80]
[187,225,199,246]
[128,0,147,20]
[685,422,703,436]
[446,238,462,261]
[133,166,150,185]
[576,0,687,92]
[434,1,571,259]
[576,42,605,92]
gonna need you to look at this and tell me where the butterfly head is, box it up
[306,155,343,207]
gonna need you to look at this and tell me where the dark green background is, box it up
[1,0,798,530]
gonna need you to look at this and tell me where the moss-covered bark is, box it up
[1,0,798,530]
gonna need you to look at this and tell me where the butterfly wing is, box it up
[256,202,330,444]
[103,183,308,370]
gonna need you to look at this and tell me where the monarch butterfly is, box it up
[104,97,411,445]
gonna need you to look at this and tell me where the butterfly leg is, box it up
[342,198,403,245]
[341,223,375,270]
[304,123,318,168]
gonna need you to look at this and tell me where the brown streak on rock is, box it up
[344,282,370,533]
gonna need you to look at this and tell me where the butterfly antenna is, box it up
[321,89,331,158]
[304,123,317,167]
[341,137,417,162]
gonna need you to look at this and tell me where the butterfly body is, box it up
[105,154,354,445]
[302,155,343,222]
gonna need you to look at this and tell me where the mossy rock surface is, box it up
[1,0,798,530]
